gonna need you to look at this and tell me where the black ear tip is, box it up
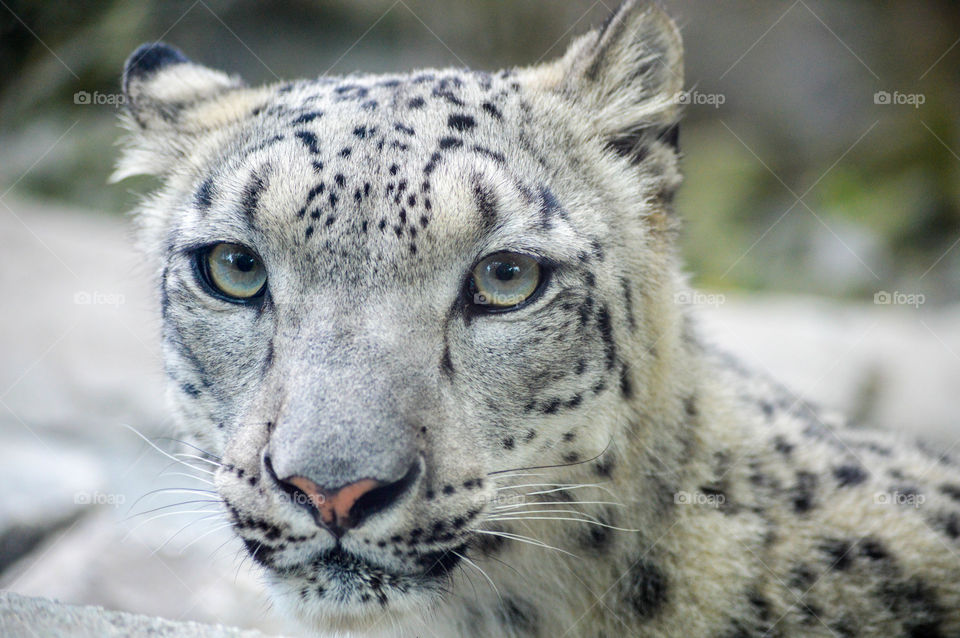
[123,42,189,88]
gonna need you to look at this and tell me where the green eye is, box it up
[201,243,267,301]
[470,252,542,310]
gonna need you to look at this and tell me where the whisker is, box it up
[474,529,579,559]
[487,438,612,476]
[155,459,217,481]
[157,471,215,485]
[489,509,603,519]
[178,521,235,554]
[126,487,218,514]
[486,472,550,481]
[120,424,216,475]
[493,500,622,511]
[121,505,222,541]
[125,498,221,521]
[524,484,619,499]
[486,515,640,533]
[154,437,223,461]
[174,452,223,469]
[452,551,502,604]
[151,512,224,555]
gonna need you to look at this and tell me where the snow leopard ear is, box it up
[530,0,684,162]
[114,43,260,180]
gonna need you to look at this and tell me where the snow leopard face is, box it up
[116,1,683,631]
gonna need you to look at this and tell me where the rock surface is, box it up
[0,591,285,638]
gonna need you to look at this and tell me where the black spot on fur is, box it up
[395,123,415,136]
[448,113,476,131]
[424,151,442,175]
[473,183,498,231]
[538,186,563,228]
[294,130,320,154]
[195,178,214,210]
[306,182,325,204]
[502,437,515,450]
[791,471,818,513]
[623,559,668,618]
[180,382,200,397]
[439,136,463,150]
[441,343,454,378]
[481,101,502,119]
[939,484,960,502]
[241,170,266,221]
[820,538,853,570]
[773,436,794,456]
[619,363,633,398]
[472,145,506,163]
[596,305,616,370]
[408,96,425,109]
[834,464,868,487]
[292,111,322,125]
[860,537,889,560]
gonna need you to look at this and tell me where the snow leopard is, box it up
[114,1,960,636]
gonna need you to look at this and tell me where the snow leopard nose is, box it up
[268,457,420,537]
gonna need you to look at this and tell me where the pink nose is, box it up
[285,476,380,529]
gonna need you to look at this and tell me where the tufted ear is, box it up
[530,0,684,162]
[113,43,260,180]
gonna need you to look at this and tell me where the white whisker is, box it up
[474,529,579,559]
[158,471,215,485]
[151,512,224,555]
[127,487,218,513]
[175,452,223,468]
[486,515,640,533]
[493,500,622,511]
[125,498,221,521]
[452,551,501,604]
[177,521,235,554]
[122,505,223,541]
[120,424,216,475]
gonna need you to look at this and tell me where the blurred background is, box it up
[1,0,958,634]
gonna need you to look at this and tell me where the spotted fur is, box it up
[115,1,960,636]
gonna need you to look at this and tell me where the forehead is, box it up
[191,69,569,284]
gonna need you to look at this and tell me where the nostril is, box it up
[263,454,421,536]
[349,461,420,527]
[265,453,321,518]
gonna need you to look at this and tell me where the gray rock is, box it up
[0,591,285,637]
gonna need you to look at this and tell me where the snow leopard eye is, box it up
[198,243,267,302]
[468,252,543,311]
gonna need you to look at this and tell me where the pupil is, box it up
[495,262,519,281]
[235,254,256,273]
